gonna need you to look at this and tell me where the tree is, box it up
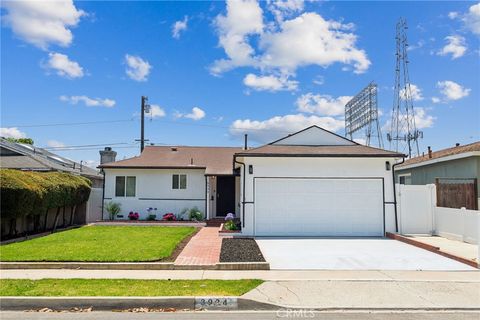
[5,137,34,145]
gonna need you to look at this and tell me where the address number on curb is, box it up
[195,297,238,309]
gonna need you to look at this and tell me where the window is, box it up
[172,174,187,189]
[115,176,136,197]
[399,174,411,185]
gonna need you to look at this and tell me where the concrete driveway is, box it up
[255,238,476,270]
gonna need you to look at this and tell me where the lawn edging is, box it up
[386,232,478,269]
[0,261,270,270]
[0,296,278,311]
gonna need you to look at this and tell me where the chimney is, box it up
[427,146,432,159]
[455,143,460,147]
[244,134,248,150]
[99,147,117,164]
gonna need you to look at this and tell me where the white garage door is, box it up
[254,178,384,237]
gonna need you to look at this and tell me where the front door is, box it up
[216,176,235,217]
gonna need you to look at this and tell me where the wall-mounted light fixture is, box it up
[248,165,253,174]
[385,161,391,171]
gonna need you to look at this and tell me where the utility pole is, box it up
[137,96,150,153]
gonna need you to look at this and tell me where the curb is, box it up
[0,296,278,311]
[0,262,270,271]
[1,297,479,312]
[386,233,479,269]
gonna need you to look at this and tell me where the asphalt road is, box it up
[2,311,479,320]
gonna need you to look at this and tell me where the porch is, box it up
[205,175,240,221]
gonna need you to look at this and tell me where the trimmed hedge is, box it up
[0,169,92,219]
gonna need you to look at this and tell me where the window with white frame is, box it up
[398,174,411,185]
[115,176,136,197]
[172,174,187,189]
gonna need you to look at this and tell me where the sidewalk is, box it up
[2,269,479,282]
[174,227,223,266]
[242,280,480,309]
[409,235,478,264]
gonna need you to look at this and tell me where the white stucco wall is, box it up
[103,168,206,220]
[236,157,400,236]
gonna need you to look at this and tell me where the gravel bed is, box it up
[220,238,266,262]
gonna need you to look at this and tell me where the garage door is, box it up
[254,178,384,237]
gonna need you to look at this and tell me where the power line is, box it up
[6,119,134,128]
[43,142,135,150]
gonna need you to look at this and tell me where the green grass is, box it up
[0,226,196,262]
[0,279,263,296]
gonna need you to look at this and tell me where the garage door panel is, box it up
[254,178,384,237]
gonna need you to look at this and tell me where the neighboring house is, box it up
[100,126,404,237]
[395,141,480,209]
[0,138,103,187]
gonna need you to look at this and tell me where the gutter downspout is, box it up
[100,169,106,221]
[392,157,405,233]
[233,155,246,228]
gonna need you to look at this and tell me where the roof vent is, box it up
[190,158,194,165]
[171,147,178,152]
[455,143,460,147]
[427,146,432,159]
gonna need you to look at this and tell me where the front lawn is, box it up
[0,279,263,296]
[0,226,196,262]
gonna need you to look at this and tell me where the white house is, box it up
[100,126,404,237]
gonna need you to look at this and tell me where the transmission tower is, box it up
[387,17,422,158]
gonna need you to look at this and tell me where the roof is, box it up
[99,146,244,175]
[0,138,102,179]
[398,141,480,168]
[235,126,404,158]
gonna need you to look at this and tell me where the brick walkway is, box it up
[174,227,223,265]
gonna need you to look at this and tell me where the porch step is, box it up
[206,218,224,227]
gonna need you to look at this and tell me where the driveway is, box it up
[255,238,476,270]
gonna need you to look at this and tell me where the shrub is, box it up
[147,214,156,221]
[162,213,176,221]
[188,207,204,221]
[225,213,235,221]
[224,220,238,231]
[128,212,139,220]
[0,169,92,219]
[105,202,121,220]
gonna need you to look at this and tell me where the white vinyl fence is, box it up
[86,188,103,223]
[397,184,479,245]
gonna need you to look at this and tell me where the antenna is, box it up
[387,17,422,158]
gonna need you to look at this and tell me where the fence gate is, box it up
[435,178,478,210]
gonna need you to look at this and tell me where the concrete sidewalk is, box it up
[1,269,479,282]
[242,280,480,309]
[409,235,478,264]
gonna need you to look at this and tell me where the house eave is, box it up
[396,151,480,171]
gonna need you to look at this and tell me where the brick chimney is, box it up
[427,146,432,159]
[99,147,117,164]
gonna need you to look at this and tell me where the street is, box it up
[1,311,480,320]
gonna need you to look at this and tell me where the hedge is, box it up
[0,169,92,219]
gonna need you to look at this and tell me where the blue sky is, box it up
[1,1,479,167]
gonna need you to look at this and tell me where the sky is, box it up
[1,0,479,168]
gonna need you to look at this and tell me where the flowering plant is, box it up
[162,213,176,221]
[128,211,139,220]
[225,213,235,221]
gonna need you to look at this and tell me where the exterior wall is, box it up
[395,156,480,207]
[103,168,206,220]
[237,157,399,236]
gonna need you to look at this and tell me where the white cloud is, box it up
[448,11,459,19]
[230,113,344,143]
[312,75,325,86]
[60,95,116,107]
[431,97,441,104]
[211,1,370,77]
[464,2,480,35]
[437,35,467,59]
[296,93,352,116]
[45,52,84,78]
[413,108,435,129]
[0,127,27,139]
[267,0,304,23]
[125,54,152,82]
[175,107,206,121]
[47,140,65,148]
[243,73,298,91]
[210,0,264,75]
[149,105,166,118]
[400,84,424,101]
[172,16,188,39]
[1,0,85,49]
[83,159,100,169]
[437,80,471,101]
